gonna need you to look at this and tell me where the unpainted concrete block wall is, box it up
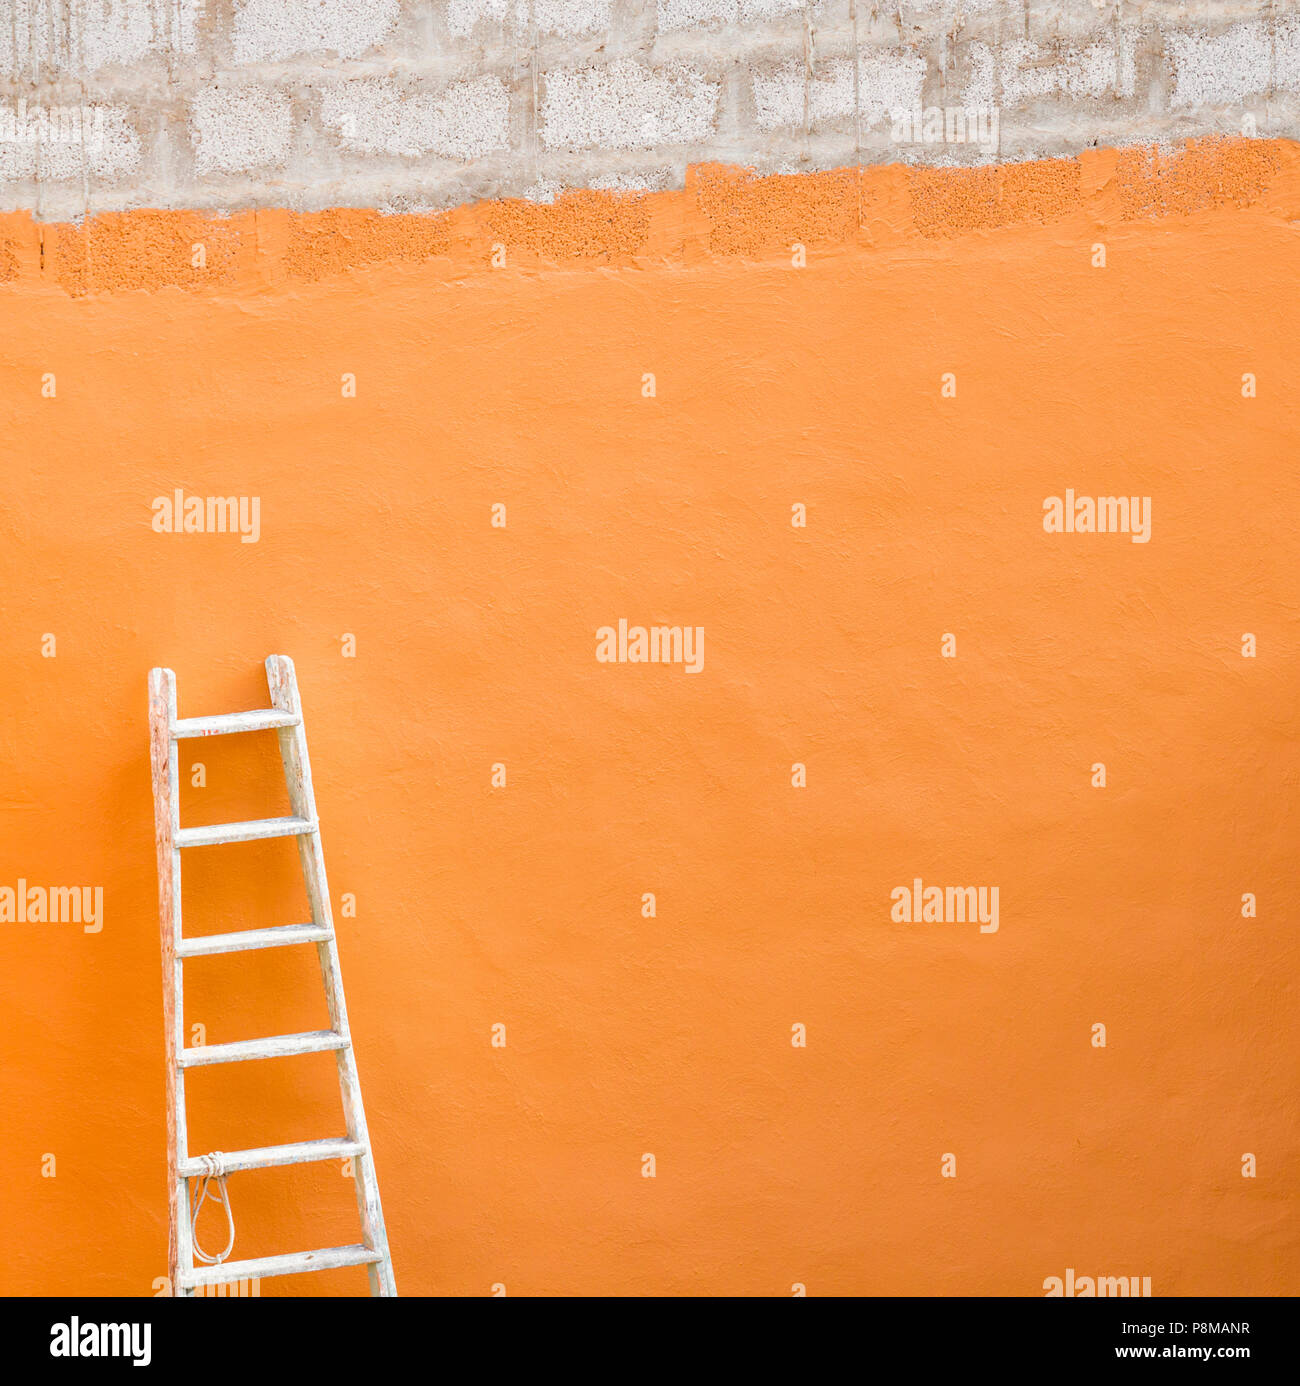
[2,1,1300,217]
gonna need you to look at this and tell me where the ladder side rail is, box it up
[148,668,196,1296]
[266,655,397,1296]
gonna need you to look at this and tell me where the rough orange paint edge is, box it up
[0,137,1294,296]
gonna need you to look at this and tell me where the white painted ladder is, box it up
[147,654,396,1297]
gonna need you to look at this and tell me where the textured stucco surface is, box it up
[0,138,1297,1295]
[3,2,1300,217]
[0,136,1287,294]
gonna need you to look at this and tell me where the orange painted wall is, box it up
[1,140,1297,1296]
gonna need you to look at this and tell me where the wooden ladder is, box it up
[147,654,396,1297]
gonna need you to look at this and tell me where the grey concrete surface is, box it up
[0,1,1297,217]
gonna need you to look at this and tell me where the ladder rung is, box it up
[180,1030,348,1068]
[178,923,332,958]
[175,816,316,848]
[173,709,301,739]
[179,1243,381,1289]
[179,1138,365,1179]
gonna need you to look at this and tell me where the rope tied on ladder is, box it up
[190,1152,236,1265]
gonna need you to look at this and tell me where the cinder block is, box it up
[189,83,293,174]
[542,59,720,151]
[231,0,400,66]
[319,76,510,161]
